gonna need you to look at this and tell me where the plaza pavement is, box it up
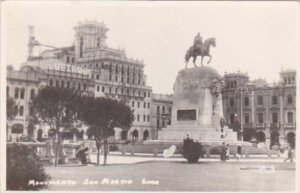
[82,152,293,166]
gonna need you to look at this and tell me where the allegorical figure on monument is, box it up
[185,32,216,68]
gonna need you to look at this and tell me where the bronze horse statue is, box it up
[185,38,216,68]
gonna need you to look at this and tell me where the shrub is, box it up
[109,142,119,151]
[180,138,203,163]
[7,143,50,190]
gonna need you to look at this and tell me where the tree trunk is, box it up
[95,140,101,166]
[54,133,59,166]
[103,138,108,165]
[96,148,100,166]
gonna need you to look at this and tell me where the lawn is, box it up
[45,161,295,191]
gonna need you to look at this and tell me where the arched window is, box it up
[49,79,53,87]
[67,81,70,89]
[61,80,65,88]
[78,83,81,90]
[56,80,59,87]
[83,83,87,90]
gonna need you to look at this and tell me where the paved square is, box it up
[45,160,295,191]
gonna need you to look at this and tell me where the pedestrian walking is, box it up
[220,142,226,161]
[236,144,242,161]
[225,144,230,160]
[284,145,293,162]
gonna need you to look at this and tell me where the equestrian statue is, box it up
[185,32,216,68]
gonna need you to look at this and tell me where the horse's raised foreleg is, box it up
[207,54,212,64]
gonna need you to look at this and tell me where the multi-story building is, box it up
[6,20,154,142]
[151,94,173,139]
[222,69,296,148]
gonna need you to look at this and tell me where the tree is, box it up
[7,143,50,190]
[80,96,134,165]
[7,97,18,121]
[31,86,80,166]
[6,97,18,141]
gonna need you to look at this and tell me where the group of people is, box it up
[220,142,230,161]
[220,142,242,161]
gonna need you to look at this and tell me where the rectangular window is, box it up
[115,76,118,82]
[287,95,293,105]
[244,97,249,106]
[157,106,160,115]
[143,102,146,108]
[287,112,293,123]
[148,103,150,109]
[244,114,249,124]
[132,101,134,107]
[137,115,140,122]
[102,86,105,92]
[19,106,24,116]
[230,114,235,124]
[137,102,140,108]
[258,96,263,105]
[230,97,234,107]
[97,86,100,92]
[7,86,9,97]
[157,119,160,128]
[258,113,264,124]
[143,115,146,122]
[29,106,34,116]
[30,89,35,99]
[96,75,100,79]
[148,92,150,97]
[272,96,278,105]
[147,115,150,122]
[20,89,25,99]
[272,113,278,123]
[109,87,111,93]
[162,106,165,113]
[144,92,146,97]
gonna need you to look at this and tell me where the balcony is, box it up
[285,123,296,128]
[270,123,279,129]
[256,123,265,128]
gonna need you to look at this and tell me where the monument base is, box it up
[158,125,237,141]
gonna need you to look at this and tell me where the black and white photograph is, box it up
[0,1,299,192]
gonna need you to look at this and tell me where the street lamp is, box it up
[235,82,251,141]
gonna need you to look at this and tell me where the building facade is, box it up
[151,94,173,139]
[222,70,296,148]
[7,20,155,142]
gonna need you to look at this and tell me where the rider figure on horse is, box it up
[193,32,203,49]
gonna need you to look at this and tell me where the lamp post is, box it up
[235,83,250,141]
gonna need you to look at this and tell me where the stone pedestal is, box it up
[158,66,237,141]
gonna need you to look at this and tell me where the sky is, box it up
[1,1,299,94]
